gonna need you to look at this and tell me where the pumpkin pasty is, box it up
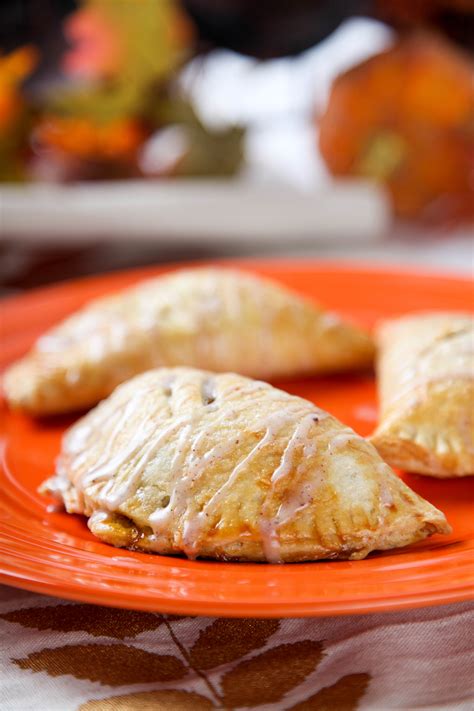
[3,268,374,415]
[371,313,474,477]
[41,368,450,562]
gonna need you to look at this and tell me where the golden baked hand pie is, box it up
[3,268,374,415]
[371,312,474,477]
[41,367,450,562]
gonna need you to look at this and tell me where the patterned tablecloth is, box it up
[1,585,473,711]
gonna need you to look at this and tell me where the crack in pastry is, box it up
[41,367,450,562]
[371,313,474,477]
[3,268,374,415]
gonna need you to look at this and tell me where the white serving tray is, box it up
[0,178,389,245]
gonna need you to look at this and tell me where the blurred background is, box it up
[0,0,473,293]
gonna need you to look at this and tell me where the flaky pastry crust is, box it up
[371,312,474,477]
[41,368,450,562]
[3,268,374,415]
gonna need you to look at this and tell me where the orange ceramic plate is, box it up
[0,261,473,617]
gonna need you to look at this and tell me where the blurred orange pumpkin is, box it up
[318,33,474,224]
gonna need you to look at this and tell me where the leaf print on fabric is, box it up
[288,673,371,710]
[0,604,166,639]
[189,618,280,670]
[13,643,187,686]
[79,689,215,710]
[221,640,325,708]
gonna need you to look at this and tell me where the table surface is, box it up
[1,234,473,711]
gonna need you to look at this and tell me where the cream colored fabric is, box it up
[0,585,472,711]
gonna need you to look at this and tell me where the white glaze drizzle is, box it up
[37,308,126,355]
[150,389,264,541]
[77,379,326,560]
[147,384,257,540]
[152,430,237,549]
[80,407,153,490]
[268,433,322,534]
[320,312,343,329]
[327,430,364,454]
[203,274,235,351]
[270,414,318,485]
[276,476,319,528]
[328,432,396,527]
[100,418,191,509]
[61,379,165,494]
[64,421,93,454]
[260,419,398,562]
[374,462,396,528]
[147,422,195,529]
[181,411,295,558]
[253,278,277,370]
[65,390,136,459]
[258,413,322,563]
[384,322,474,408]
[68,375,272,522]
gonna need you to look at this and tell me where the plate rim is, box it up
[1,257,472,311]
[0,571,472,617]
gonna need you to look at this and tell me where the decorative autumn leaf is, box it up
[0,604,166,639]
[51,0,193,122]
[0,45,38,128]
[0,45,39,181]
[288,673,371,710]
[79,689,215,710]
[189,619,280,670]
[221,640,325,708]
[79,0,193,82]
[13,644,187,686]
